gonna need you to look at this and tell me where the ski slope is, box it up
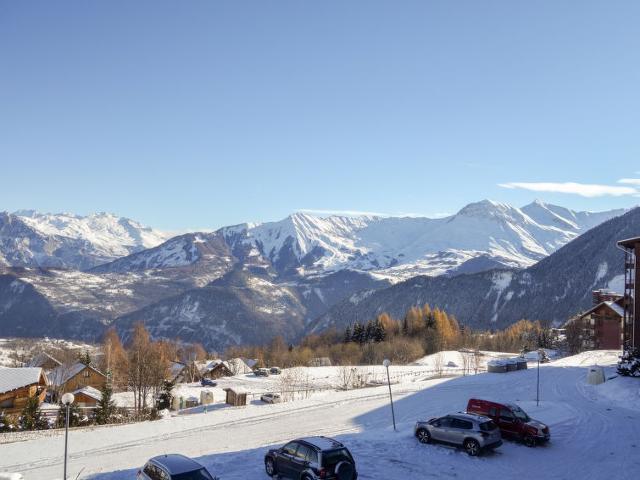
[1,351,639,480]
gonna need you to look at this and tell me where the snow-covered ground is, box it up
[1,350,639,480]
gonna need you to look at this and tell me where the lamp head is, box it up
[61,393,75,405]
[383,359,391,368]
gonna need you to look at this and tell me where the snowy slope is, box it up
[1,351,638,480]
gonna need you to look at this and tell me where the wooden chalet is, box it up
[0,367,48,414]
[198,360,233,380]
[567,300,624,350]
[48,362,107,399]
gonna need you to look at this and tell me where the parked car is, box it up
[414,413,502,456]
[270,366,282,375]
[466,398,550,446]
[261,393,282,404]
[265,436,358,480]
[137,454,218,480]
[255,368,271,377]
[200,378,217,387]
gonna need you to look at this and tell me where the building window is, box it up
[83,370,90,378]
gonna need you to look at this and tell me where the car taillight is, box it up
[480,431,489,437]
[542,427,549,434]
[318,468,327,478]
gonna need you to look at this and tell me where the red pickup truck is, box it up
[466,398,550,447]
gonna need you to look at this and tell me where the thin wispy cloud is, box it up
[498,181,638,198]
[618,178,640,185]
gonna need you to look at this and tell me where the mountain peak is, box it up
[456,199,514,217]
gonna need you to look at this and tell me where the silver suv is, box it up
[414,413,502,456]
[137,454,218,480]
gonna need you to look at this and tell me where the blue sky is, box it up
[1,1,639,230]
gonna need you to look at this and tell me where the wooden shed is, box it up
[224,387,248,406]
[71,386,102,408]
[0,367,48,414]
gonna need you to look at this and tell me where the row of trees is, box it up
[225,304,553,368]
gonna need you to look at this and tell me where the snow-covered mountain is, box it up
[0,200,629,350]
[310,207,640,335]
[218,200,626,280]
[0,211,169,270]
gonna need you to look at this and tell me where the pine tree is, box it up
[364,321,375,343]
[352,322,364,344]
[156,379,174,411]
[401,315,409,336]
[78,350,91,366]
[95,382,117,425]
[56,400,82,428]
[374,318,386,342]
[19,395,48,430]
[343,326,352,343]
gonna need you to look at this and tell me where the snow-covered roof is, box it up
[0,367,46,394]
[72,385,102,401]
[224,386,248,394]
[577,300,625,320]
[48,363,105,387]
[196,359,226,374]
[168,361,187,380]
[605,301,625,317]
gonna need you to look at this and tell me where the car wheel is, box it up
[265,457,277,477]
[524,435,536,447]
[464,439,480,456]
[416,428,431,444]
[334,461,355,480]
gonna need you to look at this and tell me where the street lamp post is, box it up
[536,350,541,407]
[382,359,396,431]
[61,392,75,480]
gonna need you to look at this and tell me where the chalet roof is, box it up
[26,352,62,369]
[72,385,102,401]
[617,236,640,249]
[0,367,46,394]
[196,359,226,374]
[168,361,187,381]
[605,301,625,317]
[576,300,625,320]
[48,363,106,387]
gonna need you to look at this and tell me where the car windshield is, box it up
[511,406,530,422]
[173,468,215,480]
[322,448,353,468]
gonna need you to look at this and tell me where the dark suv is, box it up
[265,436,358,480]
